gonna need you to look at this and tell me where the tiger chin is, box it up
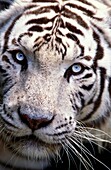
[0,0,111,169]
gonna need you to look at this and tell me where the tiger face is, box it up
[0,0,111,169]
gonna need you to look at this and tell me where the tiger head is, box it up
[0,0,111,169]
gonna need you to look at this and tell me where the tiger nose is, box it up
[18,108,54,131]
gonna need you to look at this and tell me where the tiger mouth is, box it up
[11,134,47,144]
[12,134,41,142]
[10,134,60,147]
[5,134,61,160]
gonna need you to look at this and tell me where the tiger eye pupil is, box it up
[16,52,24,61]
[72,64,82,73]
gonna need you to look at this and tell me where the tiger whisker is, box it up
[66,135,111,170]
[63,137,94,170]
[67,136,95,170]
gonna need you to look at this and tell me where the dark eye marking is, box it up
[8,50,28,71]
[64,63,88,82]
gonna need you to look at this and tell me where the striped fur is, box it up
[0,0,111,169]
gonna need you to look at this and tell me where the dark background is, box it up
[46,143,111,170]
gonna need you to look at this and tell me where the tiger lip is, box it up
[10,134,60,147]
[11,134,46,144]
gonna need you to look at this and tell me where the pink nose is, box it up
[18,108,54,131]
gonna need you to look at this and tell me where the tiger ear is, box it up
[0,0,14,11]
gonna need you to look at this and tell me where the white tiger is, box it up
[0,0,111,169]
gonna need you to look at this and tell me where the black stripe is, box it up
[28,25,43,32]
[48,130,71,136]
[25,5,60,15]
[26,17,51,25]
[66,22,84,35]
[93,30,104,65]
[66,3,95,16]
[0,66,7,73]
[55,123,69,130]
[66,3,102,21]
[18,32,33,46]
[3,104,14,120]
[0,115,18,129]
[81,84,94,91]
[78,0,96,7]
[2,77,12,87]
[108,77,111,98]
[1,105,14,120]
[81,67,106,121]
[3,83,16,96]
[82,73,92,79]
[34,41,47,53]
[66,33,84,56]
[92,23,111,48]
[70,92,84,111]
[2,55,15,68]
[42,33,51,42]
[54,36,67,60]
[2,15,22,53]
[59,17,65,28]
[63,8,89,29]
[33,36,45,49]
[25,7,50,15]
[78,92,85,106]
[1,73,9,77]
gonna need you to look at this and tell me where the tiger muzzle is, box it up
[18,106,55,131]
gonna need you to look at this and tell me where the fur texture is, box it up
[0,0,111,169]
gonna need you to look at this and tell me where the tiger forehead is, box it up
[7,0,95,61]
[11,3,89,40]
[16,10,73,55]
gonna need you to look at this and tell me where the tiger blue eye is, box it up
[72,64,82,73]
[16,52,25,61]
